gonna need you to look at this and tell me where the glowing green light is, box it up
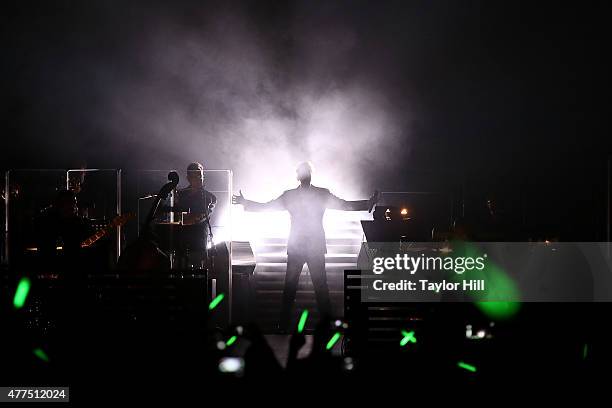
[208,293,225,310]
[297,310,309,333]
[400,330,417,346]
[326,332,341,350]
[451,241,521,320]
[33,348,49,363]
[475,301,521,320]
[458,361,477,372]
[13,277,31,309]
[226,335,237,346]
[583,344,588,360]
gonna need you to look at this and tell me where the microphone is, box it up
[143,171,181,228]
[168,171,179,185]
[158,171,180,199]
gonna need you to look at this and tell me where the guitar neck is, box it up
[81,228,111,248]
[80,214,132,248]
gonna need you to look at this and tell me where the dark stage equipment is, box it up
[361,219,434,243]
[230,241,256,324]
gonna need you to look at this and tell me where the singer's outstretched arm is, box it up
[233,190,286,211]
[326,190,380,211]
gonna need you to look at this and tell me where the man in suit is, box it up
[233,162,379,331]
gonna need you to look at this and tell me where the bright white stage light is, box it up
[230,206,369,245]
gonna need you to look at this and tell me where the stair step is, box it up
[254,278,345,286]
[246,232,360,330]
[254,253,358,263]
[254,237,362,246]
[253,244,362,254]
[255,285,344,293]
[254,270,345,278]
[254,262,356,273]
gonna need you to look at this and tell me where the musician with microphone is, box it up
[176,162,217,225]
[173,162,217,268]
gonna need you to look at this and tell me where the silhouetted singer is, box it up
[233,162,380,331]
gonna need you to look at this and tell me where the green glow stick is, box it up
[583,344,588,360]
[297,310,309,333]
[208,293,225,310]
[13,277,31,309]
[33,348,49,363]
[226,335,237,346]
[458,361,477,372]
[326,332,341,350]
[400,330,417,346]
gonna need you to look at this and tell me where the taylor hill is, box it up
[463,280,485,291]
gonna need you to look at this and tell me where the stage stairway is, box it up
[250,219,363,333]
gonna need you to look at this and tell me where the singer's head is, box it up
[187,162,204,188]
[296,161,313,186]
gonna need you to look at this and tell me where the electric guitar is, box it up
[81,213,134,248]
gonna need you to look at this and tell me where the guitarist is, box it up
[35,190,93,272]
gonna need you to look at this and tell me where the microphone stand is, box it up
[200,189,215,273]
[143,172,179,235]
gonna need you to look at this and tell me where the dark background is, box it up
[1,0,610,239]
